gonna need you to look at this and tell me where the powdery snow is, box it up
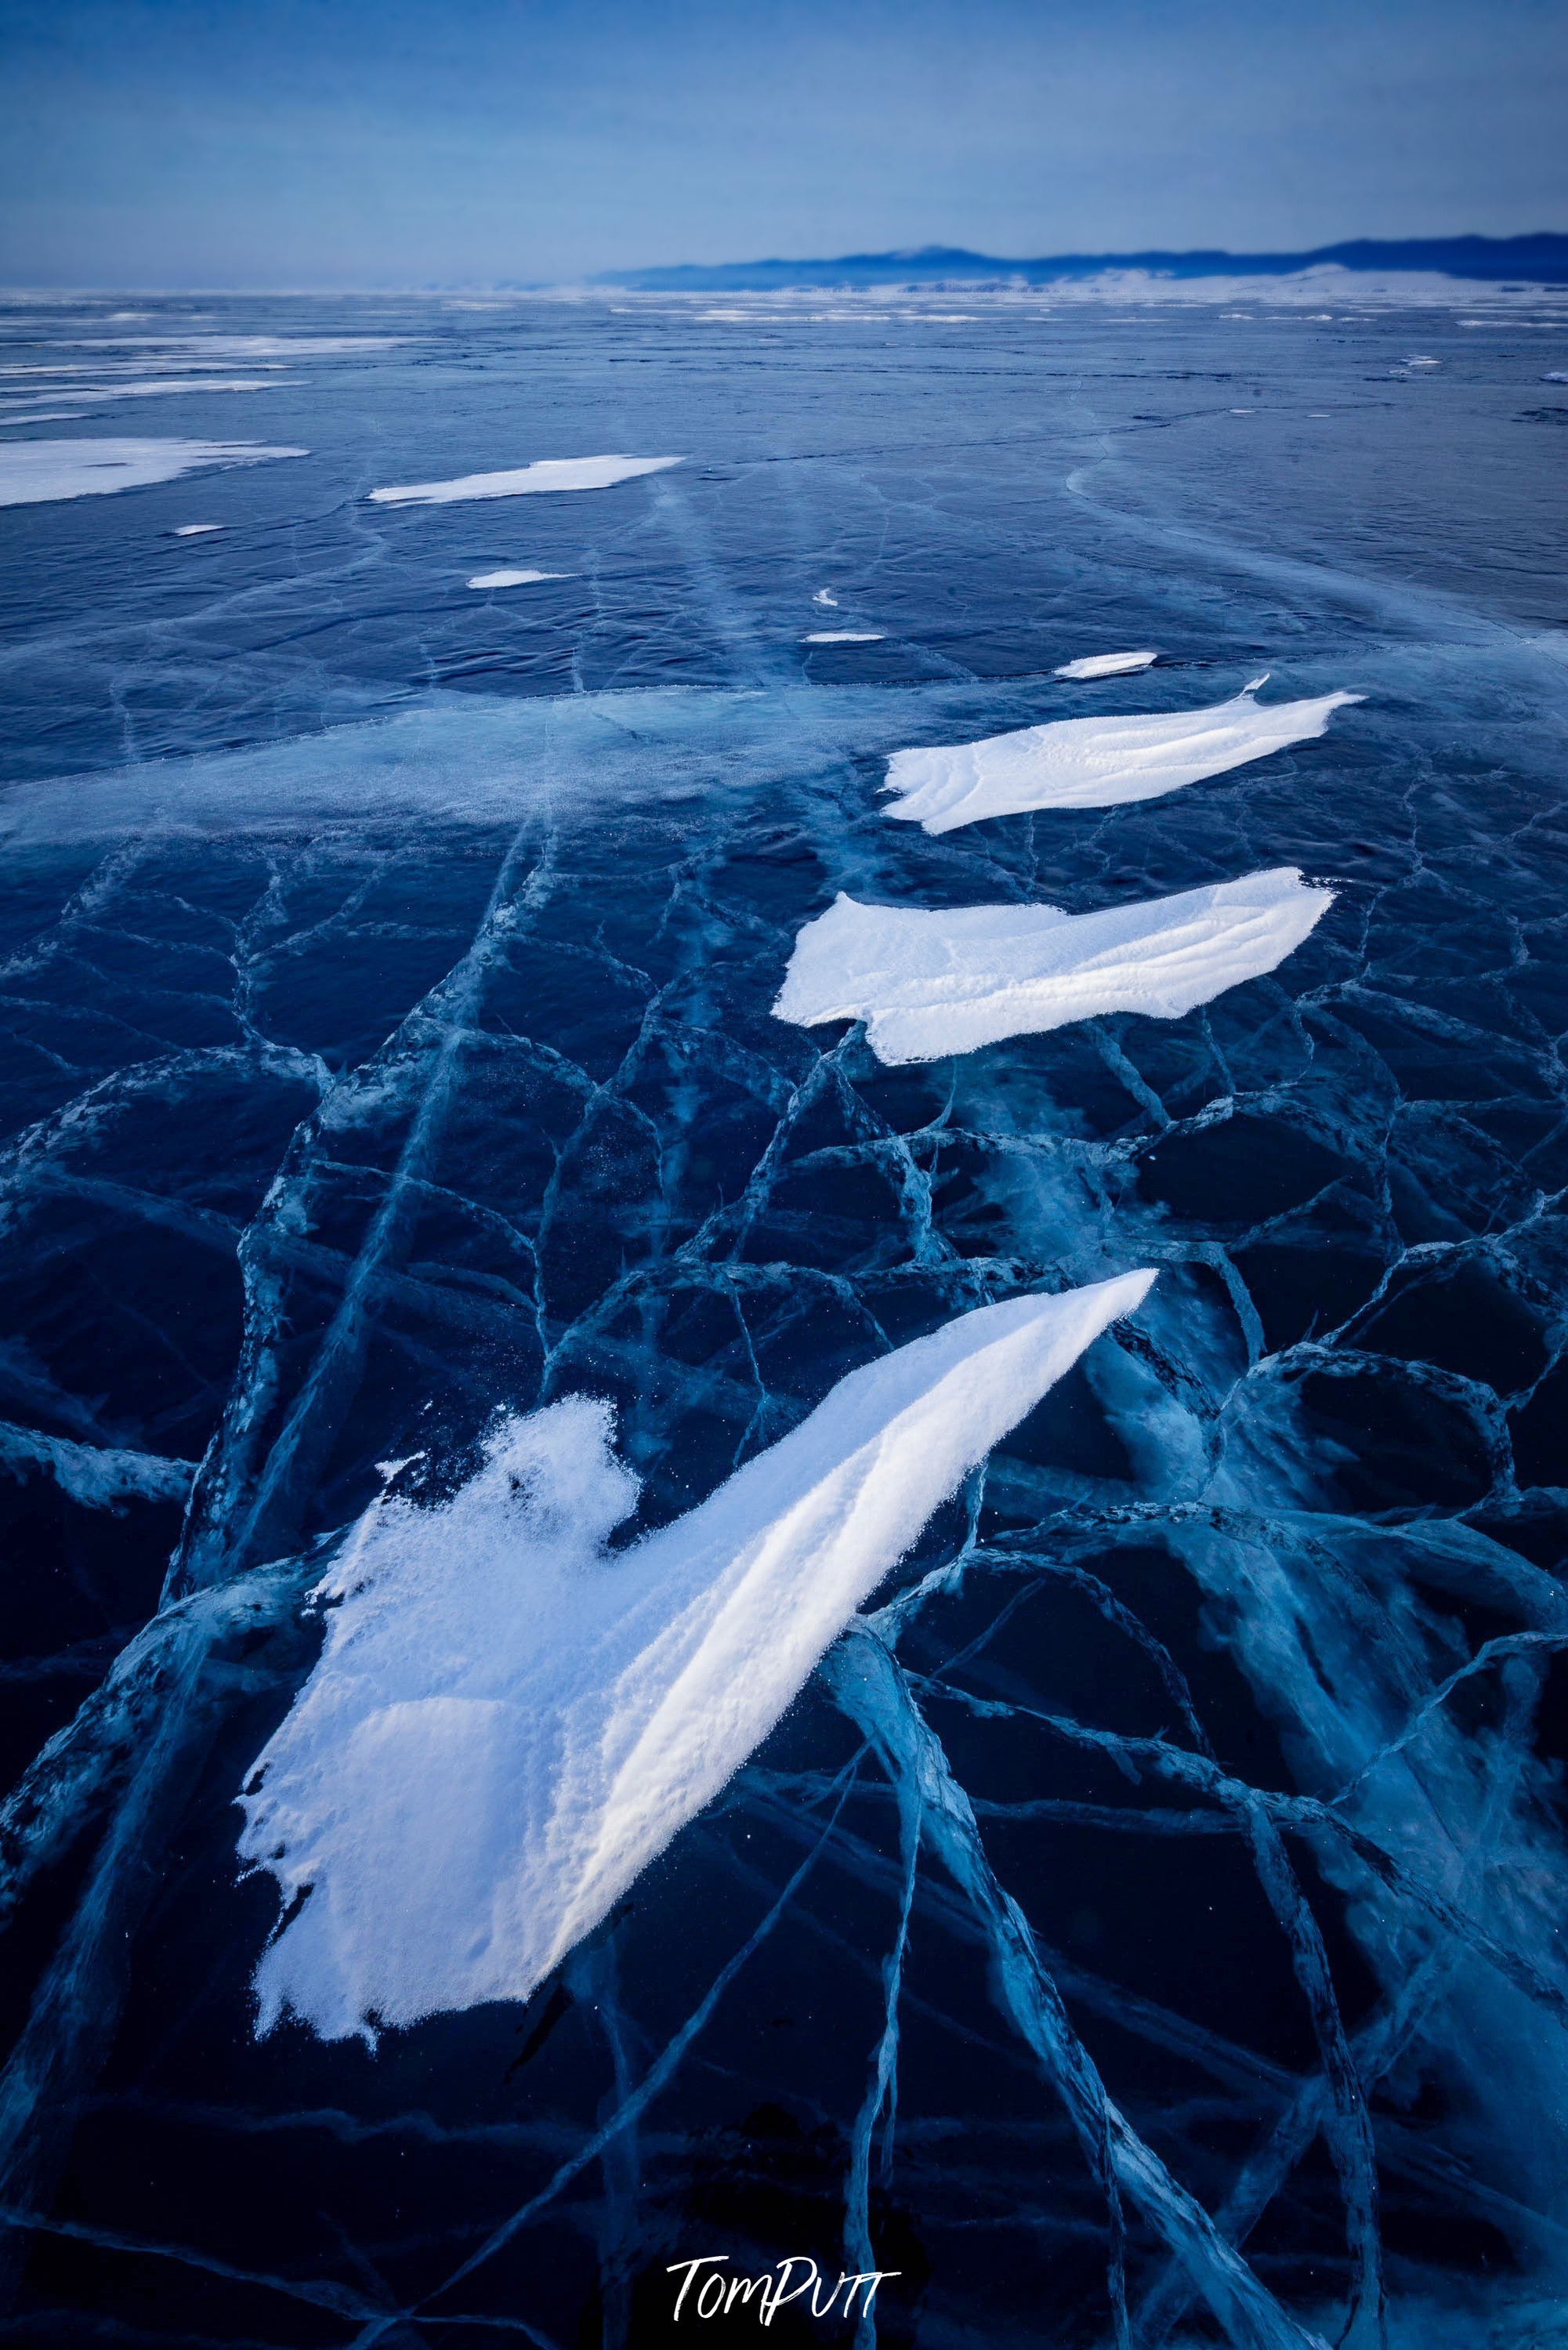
[368,455,683,506]
[0,438,307,509]
[237,1276,1153,2040]
[1055,650,1158,680]
[466,568,569,588]
[773,869,1334,1065]
[880,677,1362,832]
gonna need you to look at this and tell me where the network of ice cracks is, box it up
[0,654,1565,2350]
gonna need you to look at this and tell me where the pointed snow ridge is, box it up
[237,1274,1153,2040]
[1055,649,1159,679]
[773,869,1334,1064]
[368,455,683,505]
[880,679,1362,831]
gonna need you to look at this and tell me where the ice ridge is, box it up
[237,1276,1153,2041]
[0,1421,195,1513]
[880,677,1362,831]
[773,869,1334,1065]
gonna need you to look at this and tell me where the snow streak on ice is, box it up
[467,568,570,588]
[237,1279,1153,2040]
[880,679,1362,831]
[368,455,683,505]
[1055,650,1159,679]
[0,438,309,508]
[774,870,1334,1065]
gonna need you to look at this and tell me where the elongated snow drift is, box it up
[1055,650,1158,680]
[237,1275,1153,2040]
[0,437,307,509]
[881,676,1361,831]
[773,868,1333,1064]
[368,455,683,505]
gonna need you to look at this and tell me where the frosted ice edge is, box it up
[237,1273,1154,2042]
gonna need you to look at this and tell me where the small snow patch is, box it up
[467,568,570,588]
[1056,650,1157,681]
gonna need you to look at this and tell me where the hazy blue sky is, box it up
[2,0,1564,287]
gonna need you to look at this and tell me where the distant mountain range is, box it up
[596,234,1568,292]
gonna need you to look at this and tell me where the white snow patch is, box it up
[0,438,307,509]
[773,869,1333,1065]
[369,454,683,506]
[1055,650,1158,681]
[466,568,570,588]
[237,1276,1153,2039]
[880,678,1362,832]
[806,630,885,643]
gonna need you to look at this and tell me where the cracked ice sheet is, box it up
[368,454,683,505]
[773,870,1334,1064]
[881,678,1363,830]
[0,437,309,506]
[240,1277,1153,2040]
[5,299,1568,2348]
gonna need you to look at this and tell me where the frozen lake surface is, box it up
[1,284,1566,2347]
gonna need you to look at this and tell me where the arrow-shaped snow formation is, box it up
[368,454,683,505]
[238,1274,1153,2042]
[773,868,1334,1065]
[880,676,1361,831]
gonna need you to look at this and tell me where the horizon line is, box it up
[4,228,1568,300]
